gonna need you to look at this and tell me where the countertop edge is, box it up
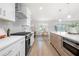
[0,36,25,51]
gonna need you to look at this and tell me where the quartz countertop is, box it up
[0,36,25,51]
[51,31,79,44]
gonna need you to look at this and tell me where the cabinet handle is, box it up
[3,10,6,16]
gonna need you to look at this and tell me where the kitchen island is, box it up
[50,32,79,56]
[51,32,79,44]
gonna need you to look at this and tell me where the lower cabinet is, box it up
[19,38,25,56]
[0,37,25,56]
[15,51,20,56]
[50,33,73,56]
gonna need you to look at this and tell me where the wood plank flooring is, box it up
[29,35,59,56]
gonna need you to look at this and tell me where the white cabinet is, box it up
[0,3,15,22]
[0,37,25,56]
[19,38,25,56]
[0,41,18,56]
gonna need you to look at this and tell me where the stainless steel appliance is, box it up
[11,32,32,56]
[63,37,79,56]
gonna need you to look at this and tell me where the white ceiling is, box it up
[26,3,79,21]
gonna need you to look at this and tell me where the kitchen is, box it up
[0,3,79,56]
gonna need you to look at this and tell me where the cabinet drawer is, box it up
[0,37,25,56]
[19,39,25,56]
[0,45,14,56]
[0,41,19,56]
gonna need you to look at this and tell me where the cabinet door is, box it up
[19,38,25,56]
[8,3,15,21]
[0,4,6,19]
[0,42,17,56]
[4,3,15,21]
[54,34,63,48]
[13,51,20,56]
[0,3,15,21]
[50,33,56,46]
[50,33,69,55]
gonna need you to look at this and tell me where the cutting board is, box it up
[0,28,7,39]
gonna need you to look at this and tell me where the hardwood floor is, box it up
[28,35,59,56]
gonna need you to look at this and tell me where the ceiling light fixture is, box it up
[67,15,71,18]
[66,3,70,4]
[58,19,62,22]
[39,6,43,10]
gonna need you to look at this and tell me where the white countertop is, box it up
[51,32,79,44]
[0,36,25,51]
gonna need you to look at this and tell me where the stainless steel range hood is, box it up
[15,11,27,19]
[15,3,27,19]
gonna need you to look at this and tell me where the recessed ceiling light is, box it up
[67,15,71,18]
[58,19,62,22]
[39,6,43,10]
[66,3,70,4]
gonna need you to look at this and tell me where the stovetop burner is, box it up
[11,32,31,35]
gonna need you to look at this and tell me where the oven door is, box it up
[63,38,79,56]
[25,36,30,56]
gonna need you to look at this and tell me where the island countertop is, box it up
[51,32,79,44]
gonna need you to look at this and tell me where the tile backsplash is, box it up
[0,19,24,34]
[0,20,9,32]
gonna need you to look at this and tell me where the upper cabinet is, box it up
[0,3,15,22]
[15,3,27,19]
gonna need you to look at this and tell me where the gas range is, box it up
[11,32,31,35]
[11,32,32,56]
